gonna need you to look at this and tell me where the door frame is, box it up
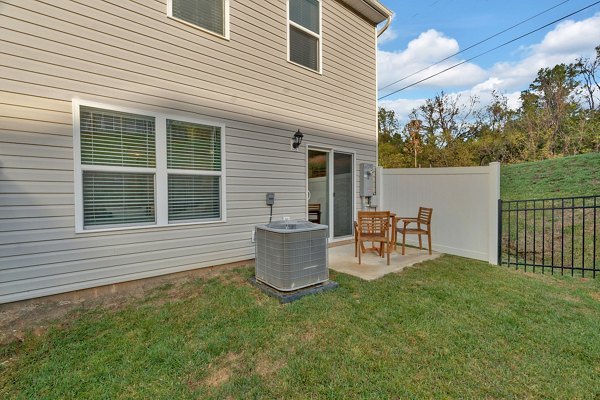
[306,145,356,242]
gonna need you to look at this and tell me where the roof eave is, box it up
[338,0,393,25]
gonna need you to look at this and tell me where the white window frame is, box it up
[73,99,227,233]
[167,0,230,40]
[287,0,323,74]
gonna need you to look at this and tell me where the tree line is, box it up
[378,46,600,168]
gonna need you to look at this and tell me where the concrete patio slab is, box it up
[328,243,441,281]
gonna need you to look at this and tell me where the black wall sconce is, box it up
[292,129,304,150]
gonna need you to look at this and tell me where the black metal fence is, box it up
[498,195,600,277]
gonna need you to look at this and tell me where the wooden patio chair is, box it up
[396,207,433,255]
[355,211,391,265]
[354,220,359,257]
[308,203,321,224]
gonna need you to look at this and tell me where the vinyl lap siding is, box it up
[0,0,378,303]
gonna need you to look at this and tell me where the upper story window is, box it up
[74,102,226,232]
[168,0,230,39]
[288,0,322,73]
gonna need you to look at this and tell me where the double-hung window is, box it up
[167,119,222,223]
[75,102,225,232]
[288,0,322,72]
[168,0,230,39]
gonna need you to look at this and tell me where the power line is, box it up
[378,0,600,100]
[379,0,572,93]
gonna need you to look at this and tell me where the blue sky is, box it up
[377,0,600,121]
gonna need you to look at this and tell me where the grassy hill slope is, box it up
[501,152,600,201]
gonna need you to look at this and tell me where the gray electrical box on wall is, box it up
[266,192,275,206]
[359,163,375,197]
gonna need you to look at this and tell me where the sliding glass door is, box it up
[307,148,354,239]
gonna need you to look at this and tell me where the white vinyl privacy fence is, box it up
[378,163,500,264]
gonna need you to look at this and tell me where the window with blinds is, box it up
[167,119,222,222]
[170,0,227,37]
[83,172,155,227]
[288,0,321,72]
[167,119,221,171]
[80,107,155,167]
[80,107,156,229]
[76,104,225,231]
[168,175,220,222]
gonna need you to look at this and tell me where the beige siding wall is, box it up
[0,0,378,303]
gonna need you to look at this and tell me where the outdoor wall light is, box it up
[292,129,304,150]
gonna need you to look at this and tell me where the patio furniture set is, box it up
[354,207,433,265]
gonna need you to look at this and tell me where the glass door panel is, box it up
[333,152,353,238]
[308,149,329,229]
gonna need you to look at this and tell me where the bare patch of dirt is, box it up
[300,326,318,342]
[255,354,285,377]
[589,291,600,302]
[202,366,230,388]
[217,272,248,288]
[0,298,89,345]
[0,263,254,345]
[198,352,243,388]
[146,285,202,307]
[554,293,581,303]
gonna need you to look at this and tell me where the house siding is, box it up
[0,0,379,303]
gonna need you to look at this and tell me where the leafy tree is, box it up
[377,45,600,168]
[520,63,581,156]
[576,45,600,110]
[474,92,521,165]
[377,107,401,144]
[404,119,422,167]
[377,107,408,167]
[410,91,479,166]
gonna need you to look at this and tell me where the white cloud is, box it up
[488,13,600,93]
[505,91,522,110]
[378,26,398,44]
[377,29,487,93]
[378,12,600,116]
[379,97,426,121]
[536,14,600,55]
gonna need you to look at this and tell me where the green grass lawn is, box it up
[2,256,600,399]
[501,152,600,201]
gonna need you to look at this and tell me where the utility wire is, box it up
[378,0,600,100]
[379,0,572,93]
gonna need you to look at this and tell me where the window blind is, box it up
[290,0,319,34]
[172,0,224,36]
[167,119,221,171]
[80,106,155,167]
[168,175,221,222]
[290,26,319,71]
[83,172,155,227]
